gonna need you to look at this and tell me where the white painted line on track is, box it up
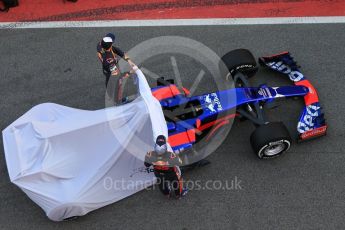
[1,17,345,29]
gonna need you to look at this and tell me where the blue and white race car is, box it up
[2,49,328,221]
[151,50,327,158]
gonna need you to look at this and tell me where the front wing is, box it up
[259,52,328,141]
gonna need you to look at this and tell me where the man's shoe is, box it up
[178,188,188,199]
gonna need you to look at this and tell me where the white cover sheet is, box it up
[2,69,167,221]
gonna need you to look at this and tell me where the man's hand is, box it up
[123,72,130,78]
[128,61,139,72]
[127,59,136,67]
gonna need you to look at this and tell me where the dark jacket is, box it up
[97,43,125,72]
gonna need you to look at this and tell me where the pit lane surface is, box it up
[1,24,345,229]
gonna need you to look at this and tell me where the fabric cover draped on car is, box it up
[2,69,169,221]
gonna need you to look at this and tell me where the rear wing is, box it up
[259,52,327,141]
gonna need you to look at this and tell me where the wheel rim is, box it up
[264,143,285,156]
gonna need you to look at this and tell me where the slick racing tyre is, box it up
[250,122,292,159]
[221,49,258,79]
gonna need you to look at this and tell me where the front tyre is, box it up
[250,122,292,159]
[221,49,258,79]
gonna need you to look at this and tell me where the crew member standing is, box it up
[96,33,134,87]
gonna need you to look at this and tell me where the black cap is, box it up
[155,135,166,146]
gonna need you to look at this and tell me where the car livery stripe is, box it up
[300,125,327,140]
[197,113,238,132]
[206,120,230,141]
[182,87,190,96]
[168,129,195,147]
[295,79,319,106]
[152,85,181,100]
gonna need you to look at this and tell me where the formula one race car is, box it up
[2,50,328,221]
[151,50,328,159]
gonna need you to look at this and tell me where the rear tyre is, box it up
[221,49,258,79]
[250,122,292,159]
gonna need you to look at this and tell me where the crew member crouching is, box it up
[145,135,188,199]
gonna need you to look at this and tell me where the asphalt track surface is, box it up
[1,24,345,229]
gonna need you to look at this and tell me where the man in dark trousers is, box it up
[96,33,134,87]
[145,135,188,199]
